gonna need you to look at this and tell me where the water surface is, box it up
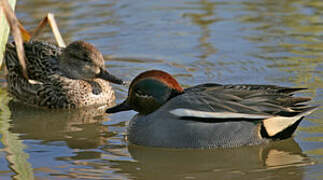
[0,0,322,179]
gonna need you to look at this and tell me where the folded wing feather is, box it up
[170,106,319,137]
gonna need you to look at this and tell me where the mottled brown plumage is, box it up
[5,40,125,109]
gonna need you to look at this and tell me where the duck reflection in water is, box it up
[115,139,313,180]
[8,101,115,152]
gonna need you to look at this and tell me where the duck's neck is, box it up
[169,88,184,100]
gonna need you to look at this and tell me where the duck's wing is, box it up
[183,83,313,115]
[5,40,62,82]
[5,41,72,108]
[171,83,318,137]
[6,71,73,108]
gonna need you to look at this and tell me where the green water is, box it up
[0,0,322,179]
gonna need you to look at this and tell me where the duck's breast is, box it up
[62,78,115,108]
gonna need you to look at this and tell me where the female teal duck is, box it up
[5,40,125,109]
[106,70,318,149]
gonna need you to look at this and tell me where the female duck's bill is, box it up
[95,68,125,85]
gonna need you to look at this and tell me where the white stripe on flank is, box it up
[170,107,318,137]
[169,108,271,119]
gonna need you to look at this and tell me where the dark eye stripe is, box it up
[69,53,91,62]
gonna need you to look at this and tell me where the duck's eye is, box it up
[82,52,90,60]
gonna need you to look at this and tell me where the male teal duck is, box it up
[5,40,125,109]
[106,70,318,149]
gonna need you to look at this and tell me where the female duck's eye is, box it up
[82,52,90,61]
